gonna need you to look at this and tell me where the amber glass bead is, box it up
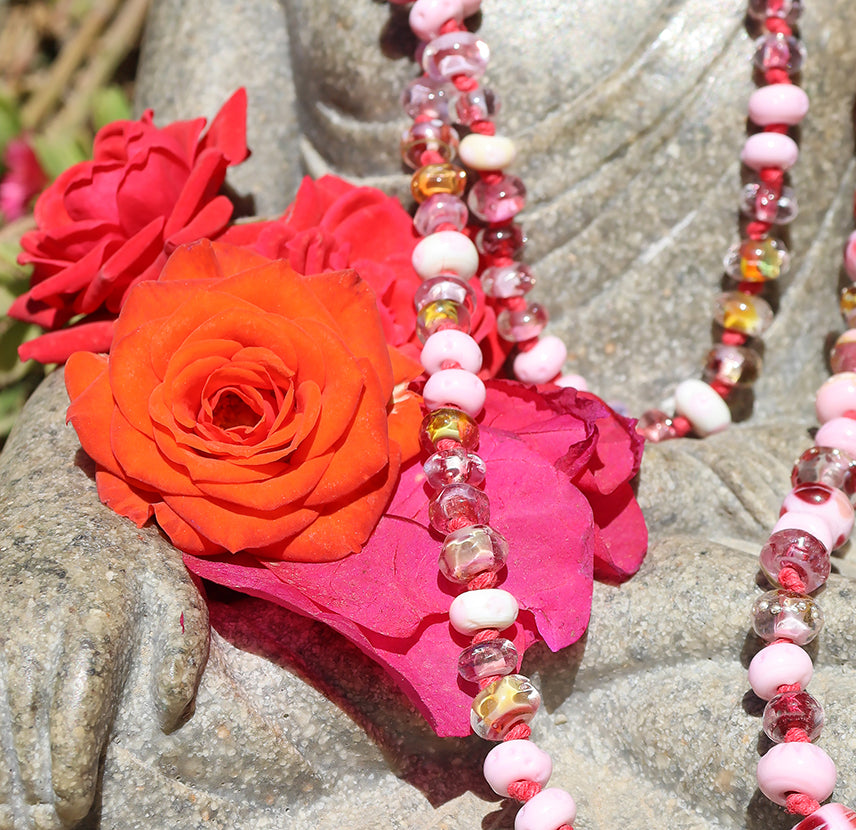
[416,299,471,342]
[410,163,467,204]
[713,291,774,337]
[841,286,856,326]
[470,674,541,740]
[419,408,479,453]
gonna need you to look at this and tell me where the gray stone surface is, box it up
[2,0,856,827]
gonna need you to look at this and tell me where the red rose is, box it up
[11,90,249,364]
[221,175,510,376]
[0,137,48,222]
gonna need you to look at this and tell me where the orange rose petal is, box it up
[157,238,226,283]
[388,344,424,389]
[94,468,158,526]
[153,499,224,555]
[204,240,270,277]
[387,389,424,466]
[165,351,232,429]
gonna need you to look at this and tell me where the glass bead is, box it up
[747,0,803,25]
[400,120,460,170]
[422,31,490,81]
[763,690,823,743]
[793,446,856,504]
[471,674,541,741]
[414,276,476,314]
[413,193,468,235]
[496,302,548,342]
[724,237,789,282]
[713,291,774,337]
[759,529,830,593]
[455,84,500,125]
[424,446,486,489]
[841,286,856,326]
[790,803,856,830]
[428,483,490,533]
[752,33,806,78]
[401,75,457,121]
[740,181,798,225]
[636,409,680,442]
[751,589,824,645]
[474,223,526,259]
[830,330,856,374]
[419,407,479,452]
[416,299,472,342]
[458,638,518,683]
[439,523,508,583]
[480,262,536,299]
[467,174,527,223]
[410,163,468,203]
[702,344,763,388]
[782,482,855,549]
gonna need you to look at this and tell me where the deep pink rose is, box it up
[184,380,646,736]
[10,90,249,364]
[221,175,511,376]
[0,137,48,222]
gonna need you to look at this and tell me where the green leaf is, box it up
[92,85,132,131]
[0,92,22,157]
[32,132,89,180]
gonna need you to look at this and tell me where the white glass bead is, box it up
[412,230,479,280]
[513,335,568,384]
[423,368,486,417]
[514,788,578,830]
[673,379,731,437]
[483,739,552,797]
[458,133,516,171]
[448,588,519,635]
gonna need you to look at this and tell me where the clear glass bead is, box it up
[740,181,798,225]
[401,76,457,121]
[830,331,856,374]
[414,193,469,235]
[475,223,526,258]
[458,637,518,683]
[467,174,527,223]
[411,163,468,203]
[428,483,490,533]
[713,291,774,337]
[480,263,536,298]
[635,409,680,443]
[471,674,541,740]
[752,33,806,77]
[424,446,486,489]
[419,407,479,452]
[702,344,763,388]
[792,446,856,505]
[439,523,508,583]
[724,237,789,282]
[414,276,477,315]
[747,0,803,25]
[400,120,460,170]
[496,302,548,342]
[763,690,823,743]
[751,589,824,645]
[455,84,500,125]
[422,31,490,81]
[759,529,830,593]
[416,299,472,342]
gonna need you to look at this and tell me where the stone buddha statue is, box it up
[2,0,856,828]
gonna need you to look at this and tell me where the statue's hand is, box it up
[0,373,209,829]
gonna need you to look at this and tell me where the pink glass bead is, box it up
[471,674,540,740]
[514,787,577,830]
[763,690,824,743]
[759,528,830,593]
[414,276,477,314]
[748,83,809,127]
[440,523,508,583]
[458,637,518,683]
[480,262,537,298]
[468,174,527,223]
[747,0,803,24]
[475,223,526,258]
[409,0,465,42]
[781,482,855,550]
[741,132,799,172]
[753,33,806,77]
[756,742,836,807]
[424,446,486,489]
[422,31,490,81]
[702,344,763,388]
[421,329,483,375]
[450,589,518,635]
[460,0,480,14]
[556,373,588,391]
[748,641,813,701]
[830,330,856,373]
[401,120,459,170]
[412,229,479,280]
[423,367,486,417]
[513,336,568,384]
[846,232,856,281]
[635,409,680,443]
[816,373,856,424]
[420,407,479,451]
[793,446,856,505]
[497,303,548,342]
[790,803,856,830]
[815,417,856,459]
[414,193,468,235]
[772,512,833,554]
[752,590,824,646]
[455,84,499,125]
[429,482,489,533]
[483,739,551,797]
[740,181,798,224]
[401,76,457,121]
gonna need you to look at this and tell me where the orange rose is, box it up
[65,240,422,562]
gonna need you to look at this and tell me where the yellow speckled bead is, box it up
[713,291,774,337]
[416,299,471,343]
[470,674,541,740]
[419,408,479,452]
[737,238,788,281]
[841,286,856,325]
[411,163,468,203]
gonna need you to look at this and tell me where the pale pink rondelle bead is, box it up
[421,330,483,375]
[555,373,588,391]
[449,588,519,635]
[409,0,464,41]
[772,511,833,554]
[790,802,856,829]
[815,417,856,459]
[816,373,856,424]
[756,742,836,807]
[483,740,552,797]
[412,230,479,280]
[513,336,568,384]
[781,483,854,550]
[423,368,486,417]
[747,83,809,126]
[514,787,577,830]
[748,641,813,701]
[741,132,799,171]
[845,231,856,282]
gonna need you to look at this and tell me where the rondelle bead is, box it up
[635,409,680,443]
[789,802,856,830]
[411,163,468,203]
[748,641,813,701]
[752,32,806,77]
[475,223,526,259]
[455,83,500,125]
[752,589,824,646]
[449,588,519,635]
[401,76,457,121]
[759,528,830,593]
[421,329,483,375]
[763,690,824,743]
[513,336,568,384]
[815,417,856,460]
[419,407,479,452]
[440,523,508,583]
[792,446,856,505]
[816,372,856,424]
[471,674,540,740]
[713,291,774,337]
[747,0,803,25]
[673,379,731,437]
[481,262,537,298]
[422,31,490,80]
[412,230,480,280]
[724,237,790,282]
[846,232,856,282]
[483,739,552,797]
[830,330,856,373]
[414,193,469,235]
[423,368,486,417]
[514,787,577,830]
[468,174,527,223]
[401,120,459,169]
[772,511,833,555]
[756,742,836,807]
[748,83,809,127]
[416,299,472,342]
[496,303,548,342]
[740,180,798,224]
[429,482,490,533]
[702,344,763,388]
[409,0,465,42]
[741,133,799,172]
[458,637,518,683]
[781,483,855,550]
[459,132,517,171]
[414,275,477,315]
[424,445,486,489]
[841,286,856,326]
